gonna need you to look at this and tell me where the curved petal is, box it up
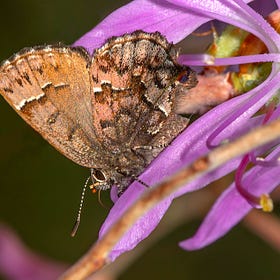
[99,98,269,261]
[180,146,280,250]
[165,0,280,51]
[74,0,280,54]
[73,0,210,53]
[180,53,280,66]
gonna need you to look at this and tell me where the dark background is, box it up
[0,0,279,279]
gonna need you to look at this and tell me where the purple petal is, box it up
[99,94,269,261]
[206,70,280,148]
[165,0,280,50]
[101,182,172,260]
[74,0,280,55]
[73,0,210,53]
[180,53,280,67]
[180,147,280,250]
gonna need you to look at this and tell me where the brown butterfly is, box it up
[0,31,197,193]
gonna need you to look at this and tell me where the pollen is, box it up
[89,184,97,193]
[260,193,274,212]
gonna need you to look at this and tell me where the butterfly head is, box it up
[90,168,112,191]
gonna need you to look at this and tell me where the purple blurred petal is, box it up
[180,147,280,250]
[0,225,66,280]
[250,0,277,16]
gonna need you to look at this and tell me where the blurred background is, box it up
[0,0,279,279]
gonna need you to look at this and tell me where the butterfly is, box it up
[0,31,197,194]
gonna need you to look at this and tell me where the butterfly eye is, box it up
[91,168,106,182]
[177,70,190,84]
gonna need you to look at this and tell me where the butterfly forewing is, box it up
[0,46,102,168]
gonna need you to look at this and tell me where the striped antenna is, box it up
[71,176,91,237]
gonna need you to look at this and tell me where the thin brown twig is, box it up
[60,118,280,280]
[244,210,280,252]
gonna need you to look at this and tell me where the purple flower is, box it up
[75,0,280,260]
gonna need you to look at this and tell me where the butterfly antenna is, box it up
[71,176,91,237]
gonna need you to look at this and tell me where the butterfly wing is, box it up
[0,46,103,168]
[90,31,191,154]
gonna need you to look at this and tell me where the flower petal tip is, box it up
[178,239,203,251]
